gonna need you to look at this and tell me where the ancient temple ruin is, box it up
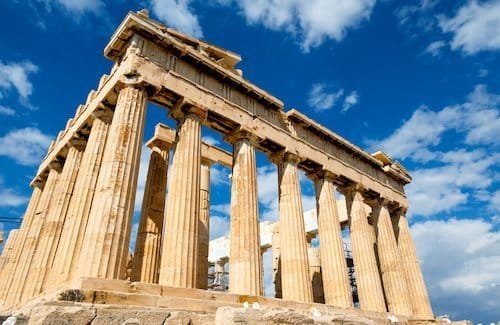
[0,10,437,324]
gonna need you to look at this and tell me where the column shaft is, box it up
[395,210,434,317]
[345,188,386,312]
[50,112,111,284]
[78,85,147,279]
[159,111,202,288]
[0,187,42,305]
[23,143,84,300]
[6,167,60,307]
[373,201,412,315]
[276,154,313,303]
[131,144,169,283]
[0,230,19,272]
[314,176,353,307]
[197,162,210,289]
[229,138,262,296]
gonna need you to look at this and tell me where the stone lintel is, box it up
[150,123,232,167]
[130,58,409,208]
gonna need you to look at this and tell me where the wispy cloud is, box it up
[342,90,359,112]
[308,83,359,112]
[201,0,377,51]
[424,40,446,56]
[150,0,203,38]
[0,127,52,166]
[439,0,500,55]
[307,83,344,111]
[366,84,500,217]
[0,60,38,109]
[412,218,500,320]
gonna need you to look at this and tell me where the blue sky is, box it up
[0,0,499,322]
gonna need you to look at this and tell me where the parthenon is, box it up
[0,9,437,324]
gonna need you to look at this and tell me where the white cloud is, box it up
[424,40,446,56]
[39,0,103,15]
[0,127,52,166]
[0,106,15,116]
[368,85,500,161]
[150,0,203,38]
[406,149,496,216]
[211,203,231,216]
[210,215,230,239]
[0,178,29,208]
[210,165,231,186]
[342,90,359,112]
[307,83,344,111]
[439,0,500,55]
[0,60,38,105]
[412,218,500,321]
[217,0,376,51]
[202,135,220,146]
[478,68,489,78]
[367,85,500,217]
[490,190,500,213]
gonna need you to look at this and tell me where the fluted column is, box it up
[274,152,313,303]
[51,110,112,284]
[0,230,19,271]
[311,172,353,307]
[308,246,325,303]
[6,165,61,307]
[228,133,262,296]
[0,186,42,305]
[394,208,433,317]
[197,161,211,289]
[131,141,169,283]
[342,185,386,312]
[23,140,85,300]
[159,106,205,288]
[78,84,147,279]
[372,199,412,315]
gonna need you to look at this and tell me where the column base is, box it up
[1,277,442,324]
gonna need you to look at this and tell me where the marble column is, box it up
[78,84,147,280]
[0,230,19,271]
[132,141,169,283]
[228,133,262,296]
[51,110,112,284]
[342,185,386,312]
[372,199,412,315]
[159,106,205,288]
[0,186,42,304]
[6,165,61,307]
[23,140,85,300]
[274,152,313,303]
[312,172,353,307]
[197,160,211,289]
[393,208,434,318]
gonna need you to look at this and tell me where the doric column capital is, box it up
[48,160,63,173]
[117,73,158,97]
[269,150,302,165]
[147,138,172,152]
[337,182,365,197]
[169,98,208,122]
[306,169,338,183]
[224,127,260,145]
[68,137,87,151]
[91,108,114,124]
